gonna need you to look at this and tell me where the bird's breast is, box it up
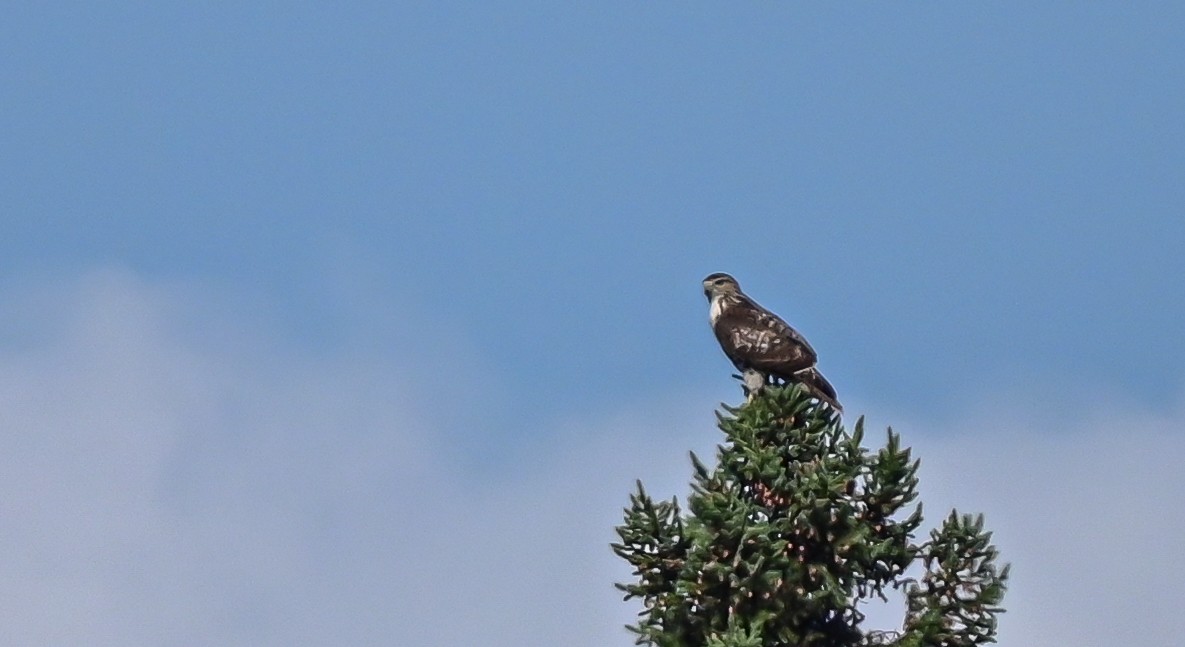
[709,296,726,325]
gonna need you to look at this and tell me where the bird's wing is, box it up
[714,296,817,375]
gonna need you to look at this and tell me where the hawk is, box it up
[702,272,842,412]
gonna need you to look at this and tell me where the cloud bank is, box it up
[899,399,1185,647]
[0,269,1179,646]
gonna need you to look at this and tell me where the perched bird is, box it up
[702,272,842,412]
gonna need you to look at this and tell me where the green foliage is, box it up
[612,385,1008,647]
[900,512,1010,647]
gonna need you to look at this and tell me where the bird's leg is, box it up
[742,369,767,401]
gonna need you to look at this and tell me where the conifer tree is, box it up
[613,385,1008,647]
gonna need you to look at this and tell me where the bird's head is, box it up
[702,272,741,300]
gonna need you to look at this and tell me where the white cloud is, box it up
[895,398,1185,647]
[0,268,1179,646]
[0,268,708,646]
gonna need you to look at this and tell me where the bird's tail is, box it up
[794,366,843,413]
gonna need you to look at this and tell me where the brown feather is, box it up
[792,367,843,412]
[709,288,842,412]
[712,294,817,376]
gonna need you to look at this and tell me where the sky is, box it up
[1,3,1183,645]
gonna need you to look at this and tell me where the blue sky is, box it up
[2,4,1183,646]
